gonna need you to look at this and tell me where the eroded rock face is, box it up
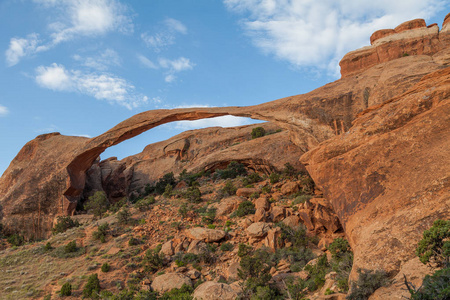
[301,67,450,282]
[340,18,449,77]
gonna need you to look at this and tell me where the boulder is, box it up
[187,239,207,254]
[270,206,286,222]
[211,196,244,216]
[186,228,226,243]
[246,222,271,238]
[161,240,174,256]
[192,281,238,300]
[280,182,300,195]
[253,207,267,222]
[151,273,192,293]
[254,197,270,211]
[264,227,283,251]
[236,188,258,198]
[282,215,300,228]
[226,261,240,281]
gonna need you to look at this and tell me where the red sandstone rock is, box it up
[394,19,426,33]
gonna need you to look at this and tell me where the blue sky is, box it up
[0,0,448,175]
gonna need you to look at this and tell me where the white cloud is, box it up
[35,63,150,109]
[141,17,187,52]
[173,116,258,130]
[5,34,48,66]
[0,105,9,117]
[224,0,447,77]
[138,55,195,82]
[73,49,121,70]
[137,54,158,69]
[6,0,132,66]
[159,57,194,72]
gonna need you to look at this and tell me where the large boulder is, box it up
[246,222,271,238]
[186,228,226,243]
[192,281,238,300]
[151,273,192,293]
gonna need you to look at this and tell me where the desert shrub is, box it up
[215,161,247,180]
[127,237,140,247]
[178,203,189,219]
[7,233,25,246]
[238,248,274,294]
[163,184,173,198]
[198,247,217,265]
[407,267,450,300]
[144,249,165,273]
[269,173,280,184]
[101,262,110,272]
[251,286,282,300]
[65,240,77,253]
[156,172,176,195]
[109,198,127,213]
[220,242,234,251]
[178,169,206,187]
[52,216,80,234]
[174,252,200,267]
[416,219,450,267]
[160,283,193,300]
[299,175,315,194]
[238,243,253,257]
[276,222,308,248]
[261,185,272,194]
[117,207,132,225]
[251,127,266,139]
[346,269,389,300]
[84,191,109,218]
[221,180,237,196]
[328,237,351,260]
[273,246,315,271]
[43,242,53,251]
[200,208,216,225]
[291,194,312,205]
[60,282,72,297]
[93,223,109,243]
[135,196,155,211]
[83,273,101,299]
[184,186,202,203]
[242,173,262,186]
[304,254,330,291]
[234,200,256,217]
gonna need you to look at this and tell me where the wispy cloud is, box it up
[73,49,121,71]
[141,17,187,52]
[224,0,447,77]
[0,105,9,117]
[35,63,150,109]
[138,55,195,82]
[5,0,132,66]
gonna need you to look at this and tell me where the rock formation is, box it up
[0,14,449,298]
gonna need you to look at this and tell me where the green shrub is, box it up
[160,283,193,300]
[282,163,297,178]
[347,269,389,300]
[269,173,280,184]
[156,172,176,195]
[64,240,78,253]
[291,194,312,205]
[234,201,256,217]
[92,223,109,243]
[83,273,101,298]
[163,184,173,198]
[242,173,262,186]
[328,238,351,260]
[261,185,272,194]
[238,248,273,294]
[304,254,329,292]
[238,243,253,258]
[44,242,53,251]
[221,180,237,196]
[276,222,308,248]
[84,191,109,218]
[135,196,155,211]
[144,249,165,273]
[251,127,266,139]
[178,203,189,219]
[128,237,141,246]
[200,208,216,225]
[101,262,110,272]
[109,198,127,213]
[117,207,132,225]
[220,242,234,252]
[60,282,72,296]
[215,161,247,180]
[178,169,206,187]
[52,216,80,234]
[7,233,25,246]
[416,219,450,267]
[184,187,202,203]
[407,267,450,300]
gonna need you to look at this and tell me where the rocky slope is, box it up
[0,14,449,299]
